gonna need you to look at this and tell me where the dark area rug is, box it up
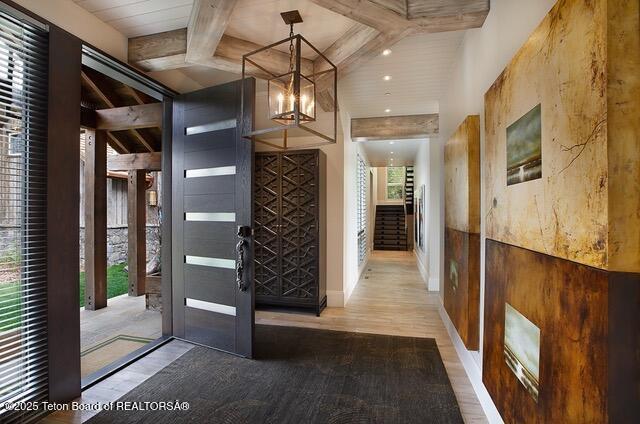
[88,325,463,424]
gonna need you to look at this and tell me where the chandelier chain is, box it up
[288,23,295,73]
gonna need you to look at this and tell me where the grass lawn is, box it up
[0,263,129,331]
[78,263,129,308]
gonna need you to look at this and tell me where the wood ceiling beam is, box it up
[351,114,439,141]
[370,0,407,16]
[186,0,239,63]
[410,0,490,33]
[128,29,189,72]
[309,0,408,32]
[310,0,489,110]
[95,103,163,132]
[107,152,162,172]
[126,1,488,116]
[127,1,489,74]
[311,0,489,32]
[194,34,314,76]
[314,23,379,74]
[129,31,313,77]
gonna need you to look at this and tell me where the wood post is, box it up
[84,129,107,310]
[128,169,147,296]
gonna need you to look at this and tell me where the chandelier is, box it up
[241,10,337,150]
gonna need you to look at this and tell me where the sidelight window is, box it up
[0,8,49,422]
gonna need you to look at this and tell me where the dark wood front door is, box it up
[172,79,254,357]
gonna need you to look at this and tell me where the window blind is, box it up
[357,155,367,265]
[0,7,49,423]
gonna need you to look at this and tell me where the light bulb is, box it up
[276,92,284,114]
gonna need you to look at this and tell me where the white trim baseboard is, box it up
[438,304,504,424]
[414,249,429,285]
[428,277,439,292]
[326,290,344,307]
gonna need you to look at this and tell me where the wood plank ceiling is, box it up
[75,0,489,119]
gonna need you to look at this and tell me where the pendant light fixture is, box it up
[241,10,337,150]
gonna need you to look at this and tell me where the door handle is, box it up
[236,225,252,292]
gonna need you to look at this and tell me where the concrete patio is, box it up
[80,294,162,378]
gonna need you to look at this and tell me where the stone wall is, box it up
[79,225,161,268]
[0,227,19,256]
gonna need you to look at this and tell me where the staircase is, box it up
[405,166,414,214]
[374,205,407,251]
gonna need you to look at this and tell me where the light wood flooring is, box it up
[41,250,486,423]
[258,250,487,423]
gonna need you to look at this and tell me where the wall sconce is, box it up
[148,190,158,207]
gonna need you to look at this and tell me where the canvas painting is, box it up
[414,193,419,242]
[418,185,425,249]
[506,104,542,186]
[504,303,540,401]
[449,259,458,293]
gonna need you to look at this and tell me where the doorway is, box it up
[78,55,169,385]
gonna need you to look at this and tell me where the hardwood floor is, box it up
[40,250,487,423]
[257,250,488,423]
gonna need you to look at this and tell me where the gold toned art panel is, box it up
[444,115,480,234]
[484,0,640,272]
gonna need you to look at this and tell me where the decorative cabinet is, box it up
[254,149,326,315]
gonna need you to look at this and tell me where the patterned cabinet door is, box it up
[254,153,280,298]
[280,151,319,302]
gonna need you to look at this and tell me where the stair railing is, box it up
[402,170,409,237]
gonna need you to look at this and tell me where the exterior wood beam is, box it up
[95,103,162,132]
[82,71,157,152]
[106,132,130,154]
[84,129,107,310]
[108,152,162,171]
[128,170,147,297]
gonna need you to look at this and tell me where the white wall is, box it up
[436,0,558,421]
[341,109,373,304]
[320,136,346,307]
[413,140,429,285]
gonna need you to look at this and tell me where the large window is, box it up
[386,167,405,200]
[357,155,367,265]
[0,8,49,422]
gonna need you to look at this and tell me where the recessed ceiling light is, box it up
[382,49,392,56]
[385,108,391,113]
[389,141,395,145]
[383,75,392,81]
[390,151,394,154]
